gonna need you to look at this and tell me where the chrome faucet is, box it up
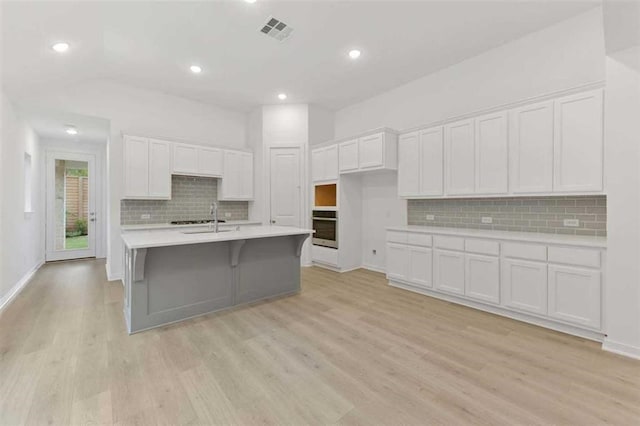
[209,202,219,232]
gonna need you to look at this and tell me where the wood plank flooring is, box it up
[1,258,639,425]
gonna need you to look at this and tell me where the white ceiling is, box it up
[2,1,600,112]
[20,107,110,144]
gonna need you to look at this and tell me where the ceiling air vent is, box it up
[259,16,293,42]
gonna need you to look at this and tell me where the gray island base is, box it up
[122,226,312,334]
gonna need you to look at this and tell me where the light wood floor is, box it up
[1,259,639,425]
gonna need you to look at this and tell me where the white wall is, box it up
[603,46,640,359]
[334,7,605,138]
[16,79,248,280]
[360,172,407,272]
[0,92,44,305]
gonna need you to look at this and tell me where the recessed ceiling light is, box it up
[278,93,287,100]
[65,126,78,135]
[348,49,361,59]
[245,0,257,3]
[51,42,70,53]
[190,65,202,74]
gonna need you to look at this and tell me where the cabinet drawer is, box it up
[434,236,465,251]
[548,246,601,268]
[312,245,338,266]
[503,242,547,261]
[387,231,408,244]
[407,233,432,247]
[465,239,499,256]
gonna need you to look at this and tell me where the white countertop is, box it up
[387,225,607,248]
[121,220,262,232]
[122,225,313,249]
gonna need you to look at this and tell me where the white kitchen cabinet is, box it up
[359,133,384,169]
[312,145,338,182]
[475,112,508,194]
[386,243,409,282]
[445,119,475,195]
[339,131,398,174]
[553,89,604,193]
[173,143,223,177]
[123,135,171,200]
[408,246,433,289]
[338,139,359,173]
[219,150,254,200]
[465,254,500,304]
[148,139,172,198]
[434,249,465,295]
[501,258,547,315]
[398,127,444,198]
[198,147,223,177]
[510,101,554,194]
[548,265,601,329]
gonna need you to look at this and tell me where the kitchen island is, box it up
[121,225,312,333]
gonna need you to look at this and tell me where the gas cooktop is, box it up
[170,219,227,225]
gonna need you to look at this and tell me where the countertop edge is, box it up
[386,226,607,248]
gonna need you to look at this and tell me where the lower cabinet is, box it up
[386,243,409,282]
[501,259,548,315]
[548,265,601,329]
[386,243,433,289]
[434,249,465,295]
[464,254,500,304]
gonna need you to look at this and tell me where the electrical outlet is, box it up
[481,216,493,224]
[426,214,435,221]
[563,219,580,227]
[225,212,232,218]
[372,249,377,255]
[140,214,150,220]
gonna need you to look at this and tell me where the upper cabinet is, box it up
[338,130,398,174]
[510,101,554,194]
[172,143,223,177]
[219,150,253,201]
[124,136,171,200]
[553,89,604,193]
[398,87,604,199]
[398,127,443,197]
[312,144,338,182]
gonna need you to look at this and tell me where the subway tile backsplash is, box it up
[120,175,249,225]
[408,196,606,237]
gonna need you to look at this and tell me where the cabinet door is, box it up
[445,119,475,195]
[553,89,604,193]
[434,249,465,295]
[476,112,508,194]
[198,147,223,177]
[220,150,241,199]
[465,254,500,304]
[339,139,359,172]
[325,145,338,181]
[510,101,554,194]
[148,139,171,198]
[501,259,547,315]
[386,243,408,282]
[420,127,444,196]
[240,152,254,199]
[548,265,601,329]
[359,133,384,169]
[408,246,433,288]
[172,143,199,175]
[398,132,420,197]
[123,136,149,197]
[311,148,325,182]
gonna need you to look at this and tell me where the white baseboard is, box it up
[0,259,44,312]
[105,263,123,283]
[362,264,385,274]
[602,338,640,360]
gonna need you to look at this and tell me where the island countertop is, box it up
[121,225,314,249]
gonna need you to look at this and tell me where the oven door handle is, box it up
[312,217,337,222]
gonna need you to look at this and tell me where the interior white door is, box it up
[269,147,301,227]
[475,112,508,194]
[510,101,554,194]
[46,152,97,261]
[445,119,475,195]
[553,89,604,192]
